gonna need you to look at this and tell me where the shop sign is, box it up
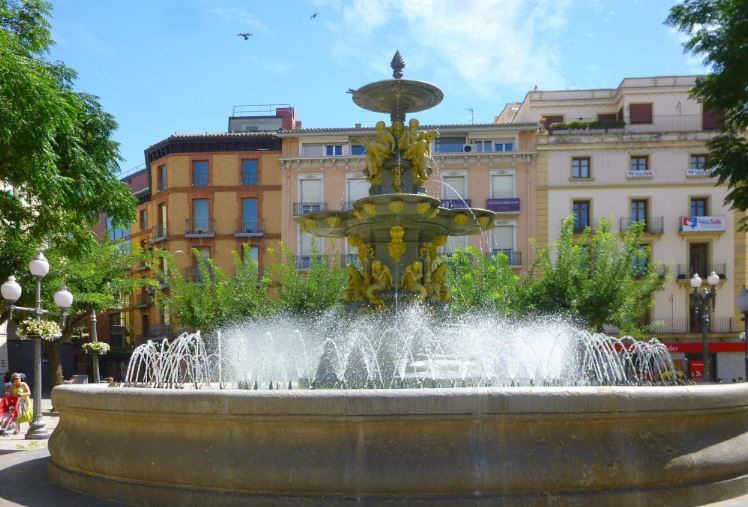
[626,169,654,178]
[686,168,713,177]
[690,360,704,382]
[680,215,726,232]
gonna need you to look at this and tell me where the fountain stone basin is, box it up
[49,383,748,506]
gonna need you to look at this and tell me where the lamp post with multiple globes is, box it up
[1,253,73,440]
[690,271,720,383]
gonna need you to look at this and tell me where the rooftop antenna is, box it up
[465,108,475,124]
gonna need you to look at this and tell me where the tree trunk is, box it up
[42,340,64,389]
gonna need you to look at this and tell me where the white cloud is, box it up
[317,0,571,96]
[208,7,270,33]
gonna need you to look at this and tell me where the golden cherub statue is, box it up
[401,260,428,300]
[360,121,394,185]
[343,265,365,303]
[366,260,393,306]
[400,119,437,185]
[431,262,452,302]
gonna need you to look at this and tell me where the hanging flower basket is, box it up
[16,319,62,342]
[82,342,111,356]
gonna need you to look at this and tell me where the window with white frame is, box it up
[346,174,369,204]
[298,227,324,268]
[325,144,343,156]
[297,176,323,214]
[494,139,514,152]
[441,173,467,200]
[472,140,493,152]
[492,224,515,255]
[490,173,515,198]
[301,144,324,157]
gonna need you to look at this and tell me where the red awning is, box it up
[665,342,746,353]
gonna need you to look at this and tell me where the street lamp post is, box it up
[735,287,748,382]
[1,253,73,440]
[690,271,720,383]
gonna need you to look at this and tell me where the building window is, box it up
[192,199,210,232]
[630,156,648,172]
[629,103,653,124]
[241,198,259,232]
[192,160,209,187]
[490,174,514,198]
[572,200,591,232]
[158,165,167,192]
[242,159,258,185]
[690,197,708,217]
[106,216,130,241]
[139,209,147,230]
[494,139,514,152]
[325,145,343,156]
[301,144,324,157]
[631,199,648,223]
[435,136,467,153]
[346,175,368,209]
[572,157,591,179]
[350,144,366,155]
[688,154,709,176]
[442,174,467,205]
[472,140,493,152]
[632,244,649,278]
[443,235,468,254]
[193,247,211,283]
[492,224,515,259]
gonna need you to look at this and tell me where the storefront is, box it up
[665,341,746,382]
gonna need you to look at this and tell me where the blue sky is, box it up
[48,0,704,176]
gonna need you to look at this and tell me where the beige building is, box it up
[278,123,538,269]
[502,76,745,381]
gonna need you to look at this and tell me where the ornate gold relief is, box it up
[478,216,492,230]
[363,203,377,216]
[327,216,342,228]
[428,209,439,219]
[353,210,364,220]
[388,225,407,262]
[366,260,393,306]
[388,200,405,214]
[417,202,432,215]
[454,213,469,226]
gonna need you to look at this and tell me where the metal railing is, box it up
[649,317,736,334]
[548,114,723,135]
[486,198,520,213]
[235,219,264,236]
[185,219,215,237]
[241,172,259,185]
[192,173,209,187]
[441,199,472,209]
[151,223,168,242]
[293,202,326,216]
[676,263,727,279]
[490,249,522,266]
[620,216,665,234]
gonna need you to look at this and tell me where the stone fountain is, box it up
[47,53,748,506]
[300,51,494,307]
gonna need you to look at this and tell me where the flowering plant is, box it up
[82,342,111,355]
[16,319,62,342]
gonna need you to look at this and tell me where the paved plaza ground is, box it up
[0,398,742,506]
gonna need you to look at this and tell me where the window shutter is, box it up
[702,107,724,130]
[629,104,653,124]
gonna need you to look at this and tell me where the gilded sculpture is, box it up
[360,121,395,185]
[343,265,365,303]
[400,118,437,185]
[388,225,407,262]
[431,262,452,302]
[401,261,428,300]
[366,260,393,306]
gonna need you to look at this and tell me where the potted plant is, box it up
[16,319,62,342]
[82,342,111,356]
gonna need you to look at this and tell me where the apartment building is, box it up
[503,76,745,381]
[278,122,538,269]
[95,106,293,376]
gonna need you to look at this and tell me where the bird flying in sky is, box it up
[311,13,318,19]
[237,33,253,40]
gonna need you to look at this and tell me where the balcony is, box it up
[185,219,215,238]
[486,198,520,213]
[649,317,736,334]
[295,255,327,270]
[548,114,723,135]
[491,249,522,266]
[441,199,472,209]
[192,173,209,187]
[151,223,168,243]
[235,219,264,237]
[619,216,664,234]
[134,294,151,309]
[679,215,726,233]
[293,202,326,216]
[676,263,727,280]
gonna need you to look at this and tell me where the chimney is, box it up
[355,123,362,128]
[275,106,296,130]
[294,120,302,129]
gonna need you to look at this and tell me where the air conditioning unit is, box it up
[462,144,477,152]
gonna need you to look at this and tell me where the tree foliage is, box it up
[667,0,748,225]
[0,0,136,277]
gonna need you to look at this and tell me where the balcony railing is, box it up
[548,114,723,135]
[151,223,168,242]
[649,317,736,334]
[235,219,264,237]
[491,249,522,266]
[293,202,326,216]
[486,198,520,213]
[295,255,328,270]
[676,263,727,279]
[192,173,209,187]
[185,219,215,237]
[619,216,665,234]
[441,199,472,209]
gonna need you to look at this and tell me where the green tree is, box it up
[0,0,136,277]
[524,217,666,334]
[264,243,346,317]
[444,247,523,314]
[150,245,270,334]
[666,0,748,225]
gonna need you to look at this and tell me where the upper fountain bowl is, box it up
[352,78,444,116]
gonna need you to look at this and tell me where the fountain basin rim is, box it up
[352,78,444,114]
[52,383,748,418]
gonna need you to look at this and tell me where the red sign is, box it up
[665,342,746,353]
[690,360,704,382]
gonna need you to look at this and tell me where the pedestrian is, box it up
[6,373,32,433]
[17,369,26,382]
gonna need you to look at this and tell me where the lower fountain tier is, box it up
[298,194,495,243]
